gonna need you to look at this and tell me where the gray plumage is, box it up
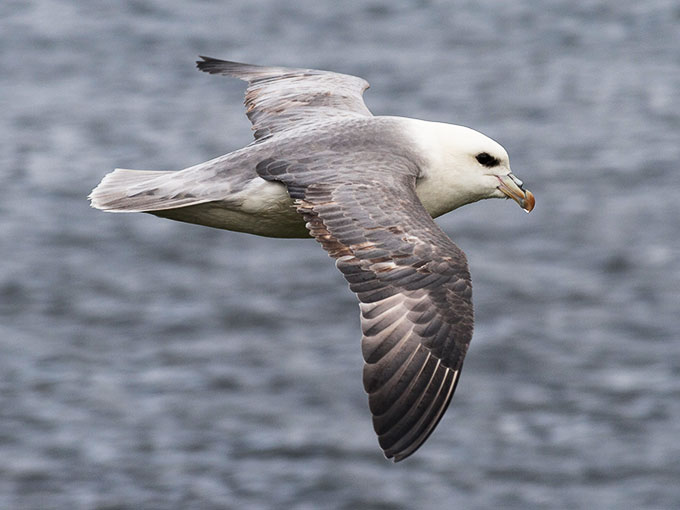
[90,56,535,461]
[196,56,371,140]
[257,152,473,461]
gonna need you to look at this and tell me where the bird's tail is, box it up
[89,168,208,212]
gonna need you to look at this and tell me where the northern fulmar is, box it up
[90,56,535,462]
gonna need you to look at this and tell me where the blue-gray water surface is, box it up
[2,1,679,509]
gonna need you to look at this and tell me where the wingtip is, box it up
[195,56,260,80]
[389,452,407,463]
[383,446,414,463]
[196,55,224,74]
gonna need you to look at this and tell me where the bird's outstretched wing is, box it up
[196,56,372,140]
[256,156,474,461]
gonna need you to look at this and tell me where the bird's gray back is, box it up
[222,116,425,185]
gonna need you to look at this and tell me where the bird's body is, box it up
[93,115,521,237]
[90,57,534,461]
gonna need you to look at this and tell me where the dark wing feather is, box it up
[196,56,372,140]
[257,158,474,462]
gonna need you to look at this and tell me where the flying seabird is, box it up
[90,56,535,462]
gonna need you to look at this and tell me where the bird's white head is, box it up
[407,120,535,218]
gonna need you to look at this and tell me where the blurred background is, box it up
[1,1,679,508]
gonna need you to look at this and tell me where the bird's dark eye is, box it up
[476,152,500,167]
